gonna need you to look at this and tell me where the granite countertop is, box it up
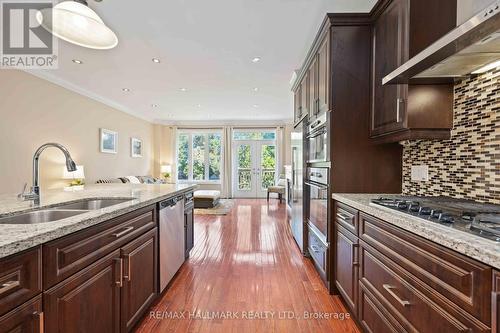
[0,183,197,259]
[332,193,500,270]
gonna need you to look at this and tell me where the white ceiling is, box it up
[29,0,377,124]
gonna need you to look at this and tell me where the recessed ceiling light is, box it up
[122,88,130,92]
[151,104,159,108]
[197,104,202,108]
[253,104,259,108]
[72,59,83,64]
[180,88,187,92]
[252,57,261,63]
[152,58,161,63]
[253,87,259,92]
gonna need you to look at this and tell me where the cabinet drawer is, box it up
[360,244,489,332]
[43,205,156,289]
[0,247,41,316]
[358,283,404,333]
[360,212,492,324]
[0,295,43,333]
[334,202,358,235]
[334,224,359,315]
[308,225,328,281]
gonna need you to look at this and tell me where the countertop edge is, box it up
[332,193,500,270]
[0,185,197,259]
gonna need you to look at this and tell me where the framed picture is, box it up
[131,137,143,158]
[100,128,117,154]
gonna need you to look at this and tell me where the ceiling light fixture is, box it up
[36,0,118,50]
[122,88,130,92]
[471,60,500,74]
[151,104,159,108]
[72,59,83,64]
[253,87,259,92]
[252,57,261,63]
[180,88,187,92]
[152,58,161,63]
[253,104,259,108]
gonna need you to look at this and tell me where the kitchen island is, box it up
[0,183,196,333]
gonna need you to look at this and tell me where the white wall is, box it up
[0,70,154,194]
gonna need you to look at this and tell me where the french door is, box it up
[232,140,277,198]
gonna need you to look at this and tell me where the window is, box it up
[233,131,276,141]
[176,130,222,182]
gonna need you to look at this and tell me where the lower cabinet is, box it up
[333,201,494,333]
[44,249,122,333]
[44,227,158,333]
[334,224,358,315]
[120,228,158,332]
[0,295,43,333]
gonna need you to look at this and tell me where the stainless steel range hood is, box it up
[383,0,500,85]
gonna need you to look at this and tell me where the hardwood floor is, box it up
[136,199,360,333]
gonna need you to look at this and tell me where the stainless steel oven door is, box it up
[305,180,328,241]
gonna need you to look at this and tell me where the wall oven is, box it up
[307,113,329,163]
[305,167,329,242]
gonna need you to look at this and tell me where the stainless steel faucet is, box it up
[19,143,77,202]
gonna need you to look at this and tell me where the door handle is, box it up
[352,244,359,266]
[112,226,134,238]
[114,258,123,287]
[33,311,44,333]
[336,213,352,223]
[383,284,410,306]
[123,254,131,281]
[396,98,404,121]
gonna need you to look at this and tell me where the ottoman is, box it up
[194,190,221,209]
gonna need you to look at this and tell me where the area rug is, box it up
[194,199,234,215]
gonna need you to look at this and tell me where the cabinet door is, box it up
[335,225,359,315]
[44,250,121,333]
[301,72,309,117]
[494,271,500,333]
[309,58,317,118]
[317,34,329,114]
[371,0,408,136]
[121,229,158,333]
[0,296,43,333]
[294,86,302,122]
[185,207,194,258]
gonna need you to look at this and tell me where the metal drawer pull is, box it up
[0,280,20,294]
[33,311,44,333]
[383,284,410,306]
[123,254,131,281]
[112,226,134,238]
[336,213,352,222]
[114,258,123,287]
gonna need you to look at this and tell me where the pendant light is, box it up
[36,0,118,50]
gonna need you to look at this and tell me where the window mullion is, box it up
[205,134,209,181]
[189,133,193,181]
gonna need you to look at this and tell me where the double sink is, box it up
[0,198,133,225]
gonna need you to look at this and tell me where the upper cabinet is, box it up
[293,30,330,123]
[370,0,457,143]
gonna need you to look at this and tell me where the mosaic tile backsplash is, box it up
[402,68,499,204]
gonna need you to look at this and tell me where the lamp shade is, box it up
[36,1,118,50]
[63,165,85,179]
[160,165,172,174]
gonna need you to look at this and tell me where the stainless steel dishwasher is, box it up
[158,195,185,292]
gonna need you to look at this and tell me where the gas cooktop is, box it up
[370,196,500,242]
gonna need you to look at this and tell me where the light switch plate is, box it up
[411,165,429,181]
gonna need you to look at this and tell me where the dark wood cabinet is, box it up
[494,270,500,333]
[120,228,158,332]
[334,200,494,333]
[370,0,456,143]
[0,296,43,333]
[0,247,41,316]
[334,224,358,316]
[308,57,317,118]
[44,249,122,333]
[371,0,408,136]
[317,35,329,115]
[185,196,194,258]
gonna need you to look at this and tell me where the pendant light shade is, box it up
[36,0,118,50]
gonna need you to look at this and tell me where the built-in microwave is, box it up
[306,113,329,163]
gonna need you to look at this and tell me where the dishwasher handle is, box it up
[159,196,183,209]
